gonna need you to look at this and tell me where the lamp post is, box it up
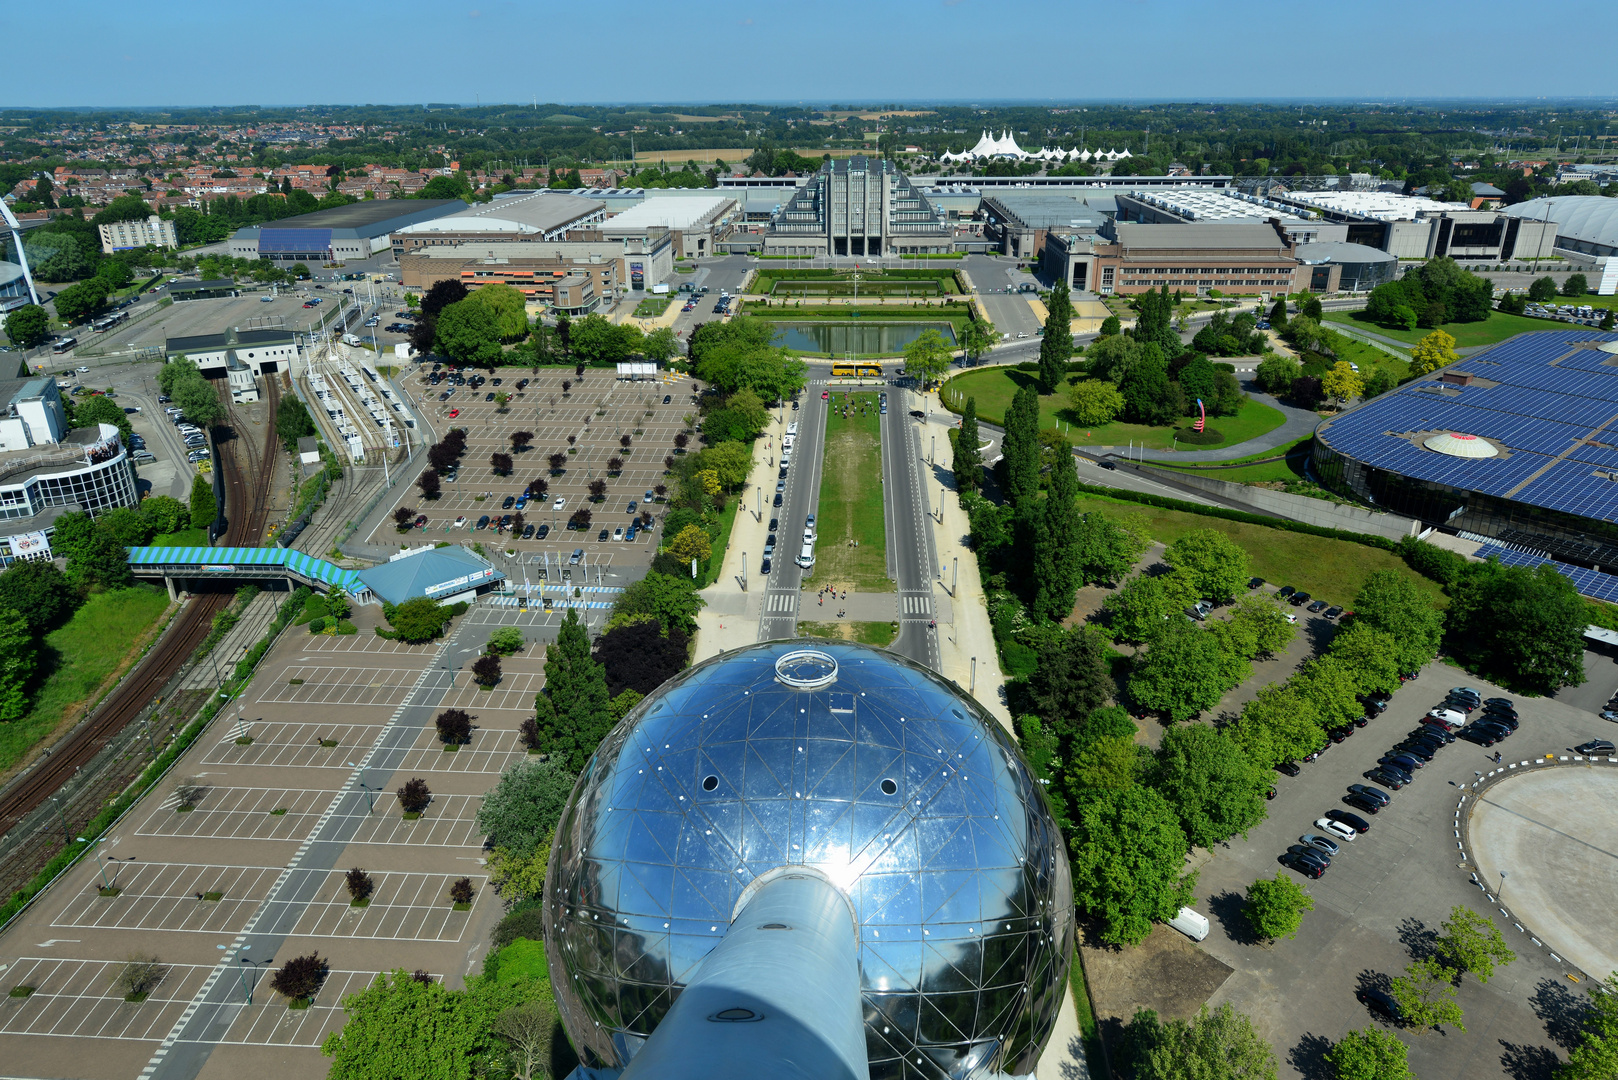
[347,764,376,812]
[1499,870,1508,902]
[79,837,112,891]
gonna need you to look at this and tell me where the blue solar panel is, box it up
[1474,544,1618,603]
[1317,331,1618,521]
[258,227,332,253]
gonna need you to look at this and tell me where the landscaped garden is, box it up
[1322,308,1562,349]
[750,267,962,297]
[806,391,888,591]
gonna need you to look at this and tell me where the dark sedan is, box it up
[1280,851,1325,879]
[1326,808,1371,834]
[1362,768,1407,790]
[1343,792,1385,815]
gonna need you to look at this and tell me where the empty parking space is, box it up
[0,958,210,1040]
[256,666,420,707]
[262,870,485,941]
[436,670,545,712]
[396,728,529,774]
[52,863,282,934]
[181,969,392,1047]
[202,723,382,769]
[136,787,331,841]
[338,794,484,848]
[298,633,438,656]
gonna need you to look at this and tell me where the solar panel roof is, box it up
[1315,330,1618,524]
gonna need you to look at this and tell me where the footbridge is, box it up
[127,546,370,602]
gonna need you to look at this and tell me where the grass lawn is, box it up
[701,491,743,588]
[150,527,208,547]
[807,392,888,591]
[632,296,672,318]
[796,621,897,647]
[0,586,173,772]
[1153,436,1313,484]
[1076,493,1445,612]
[940,366,1288,451]
[1326,333,1411,380]
[1322,309,1569,349]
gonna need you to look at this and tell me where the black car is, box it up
[597,529,609,542]
[1290,591,1311,606]
[517,379,529,389]
[1277,585,1297,599]
[535,524,549,539]
[1358,694,1388,714]
[475,514,490,530]
[1443,695,1477,713]
[1483,697,1514,710]
[1324,606,1344,619]
[773,493,783,507]
[1343,792,1384,815]
[1248,577,1265,590]
[663,395,672,404]
[768,518,779,532]
[1411,726,1455,745]
[1357,987,1402,1022]
[1281,851,1325,878]
[1470,721,1513,742]
[1328,726,1351,743]
[1097,459,1117,470]
[1287,844,1331,868]
[1375,760,1414,784]
[1481,711,1519,730]
[1482,704,1519,722]
[1349,784,1392,807]
[521,523,535,539]
[1274,760,1301,777]
[1326,808,1371,834]
[491,378,502,386]
[1392,741,1437,762]
[485,392,496,401]
[1461,725,1504,747]
[760,557,772,575]
[502,495,515,509]
[1576,739,1617,756]
[1385,752,1425,772]
[1364,768,1407,790]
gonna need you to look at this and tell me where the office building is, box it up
[1313,331,1618,599]
[398,235,661,311]
[1045,221,1304,296]
[1267,190,1558,262]
[594,194,737,259]
[388,191,606,257]
[97,214,178,253]
[229,199,466,263]
[1294,242,1398,293]
[764,156,953,257]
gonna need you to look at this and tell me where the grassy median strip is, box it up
[807,392,888,592]
[796,621,897,647]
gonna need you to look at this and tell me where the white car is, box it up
[453,516,466,529]
[1283,612,1299,624]
[1315,818,1357,843]
[553,497,565,511]
[76,365,90,373]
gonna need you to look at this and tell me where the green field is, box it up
[1322,309,1568,349]
[752,268,960,296]
[940,366,1288,451]
[0,586,172,772]
[797,621,897,647]
[1152,436,1313,484]
[632,296,672,317]
[807,392,888,591]
[1078,494,1445,611]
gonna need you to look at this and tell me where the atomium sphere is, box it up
[543,641,1073,1080]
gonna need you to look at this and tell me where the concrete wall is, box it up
[1132,463,1420,541]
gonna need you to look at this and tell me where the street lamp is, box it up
[347,763,376,812]
[79,837,112,891]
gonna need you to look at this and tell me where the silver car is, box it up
[1301,833,1340,857]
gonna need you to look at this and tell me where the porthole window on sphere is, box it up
[702,775,718,792]
[881,778,898,796]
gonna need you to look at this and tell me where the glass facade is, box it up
[0,446,138,522]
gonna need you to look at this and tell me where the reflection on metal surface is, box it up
[775,648,840,689]
[544,640,1073,1080]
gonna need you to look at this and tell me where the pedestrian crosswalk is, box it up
[900,593,932,617]
[765,592,798,613]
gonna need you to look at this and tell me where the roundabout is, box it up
[1467,764,1618,981]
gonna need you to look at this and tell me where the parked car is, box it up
[502,495,515,509]
[1348,784,1391,807]
[1325,808,1371,834]
[1324,606,1344,619]
[535,524,549,539]
[1280,851,1325,879]
[1290,591,1311,606]
[1412,725,1455,744]
[1287,844,1331,869]
[1308,599,1329,613]
[475,515,490,530]
[1363,768,1407,790]
[1315,818,1358,843]
[1576,739,1617,755]
[1248,577,1265,590]
[1274,761,1301,777]
[521,523,535,539]
[597,529,609,542]
[1343,792,1384,816]
[1277,585,1296,599]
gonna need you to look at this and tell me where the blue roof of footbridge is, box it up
[126,546,365,591]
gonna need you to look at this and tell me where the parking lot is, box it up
[1186,655,1618,1080]
[0,598,552,1078]
[369,364,695,581]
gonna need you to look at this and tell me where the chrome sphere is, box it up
[543,641,1073,1080]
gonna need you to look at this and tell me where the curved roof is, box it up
[1424,431,1499,458]
[1502,196,1618,250]
[1295,241,1398,266]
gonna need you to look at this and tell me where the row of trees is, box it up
[1077,293,1245,428]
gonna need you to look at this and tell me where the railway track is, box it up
[0,381,281,890]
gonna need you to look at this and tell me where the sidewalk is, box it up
[920,413,1014,735]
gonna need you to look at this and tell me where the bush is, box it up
[486,627,526,656]
[449,877,475,906]
[269,953,327,1002]
[472,654,502,687]
[345,868,374,902]
[397,777,432,813]
[114,956,169,1001]
[435,708,471,745]
[491,899,547,950]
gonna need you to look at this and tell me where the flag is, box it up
[1194,398,1206,433]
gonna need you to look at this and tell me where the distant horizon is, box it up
[10,0,1618,107]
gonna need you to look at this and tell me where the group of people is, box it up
[818,585,848,618]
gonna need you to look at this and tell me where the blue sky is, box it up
[10,0,1618,108]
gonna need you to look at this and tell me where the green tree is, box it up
[1126,1003,1277,1080]
[474,757,576,858]
[1448,560,1588,691]
[1032,455,1084,622]
[958,316,997,365]
[1254,352,1302,396]
[493,999,559,1080]
[1067,379,1125,426]
[435,298,503,368]
[1244,873,1314,942]
[568,312,634,366]
[1409,328,1459,376]
[188,474,217,531]
[1435,905,1515,984]
[1028,626,1115,738]
[139,495,188,536]
[1104,573,1196,645]
[1097,314,1121,337]
[667,525,712,564]
[1001,384,1042,505]
[0,608,37,721]
[1325,1028,1412,1080]
[53,279,110,325]
[3,305,49,350]
[1353,570,1444,674]
[1164,529,1251,602]
[1074,512,1150,587]
[952,396,983,494]
[1563,273,1589,297]
[1328,622,1403,695]
[1291,654,1364,732]
[902,327,952,387]
[1038,279,1074,393]
[1069,785,1195,946]
[95,506,153,547]
[64,531,132,590]
[530,607,615,772]
[68,393,132,437]
[1229,683,1324,771]
[171,368,223,426]
[384,596,455,643]
[1320,360,1364,407]
[692,441,754,490]
[466,282,530,340]
[614,571,705,636]
[1226,595,1296,658]
[642,325,679,364]
[1117,347,1179,426]
[1128,619,1227,721]
[320,970,532,1080]
[1527,275,1559,303]
[275,396,318,450]
[0,558,74,631]
[1390,958,1466,1033]
[1558,973,1618,1080]
[1363,364,1399,399]
[1150,724,1269,847]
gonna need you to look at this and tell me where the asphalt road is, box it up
[757,375,829,641]
[880,386,940,668]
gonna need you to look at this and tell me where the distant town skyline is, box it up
[9,0,1618,108]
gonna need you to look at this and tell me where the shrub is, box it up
[345,868,374,902]
[269,953,327,1002]
[472,654,502,687]
[492,899,547,949]
[397,777,432,813]
[435,708,471,745]
[114,956,169,1001]
[485,627,525,656]
[449,877,475,906]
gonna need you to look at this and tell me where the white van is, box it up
[782,434,794,451]
[796,543,815,569]
[786,422,799,438]
[1168,906,1210,942]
